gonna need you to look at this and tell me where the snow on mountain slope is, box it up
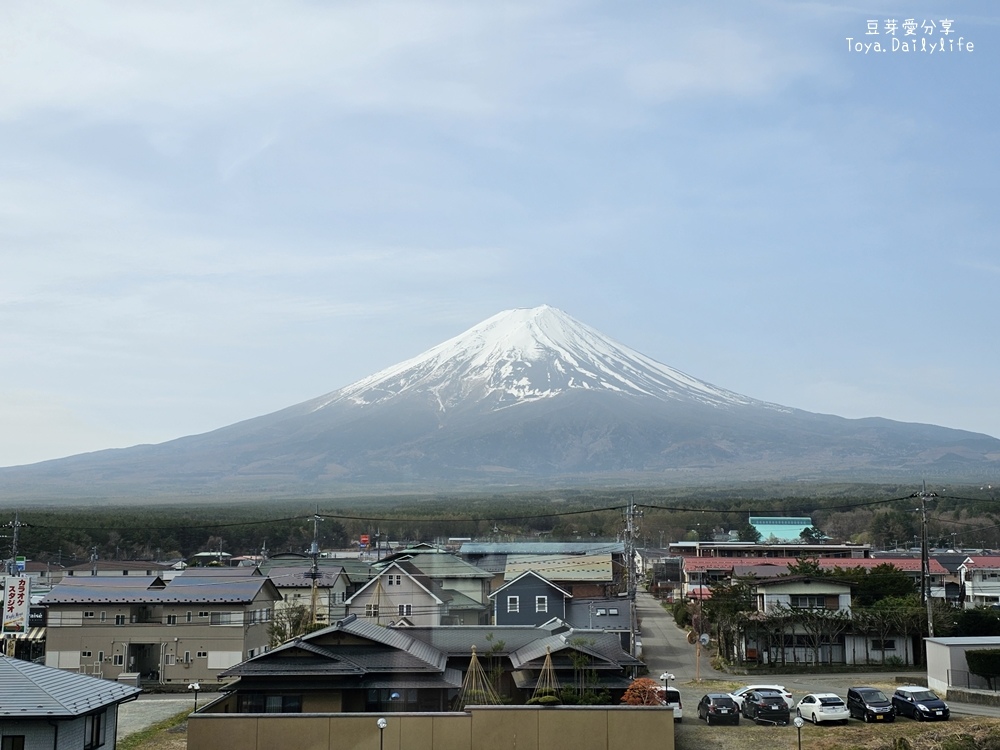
[309,305,790,414]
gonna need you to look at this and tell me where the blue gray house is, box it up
[0,656,141,750]
[489,570,573,626]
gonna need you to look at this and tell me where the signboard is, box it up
[2,576,30,635]
[360,534,370,548]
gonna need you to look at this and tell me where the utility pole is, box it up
[914,482,936,639]
[308,513,323,625]
[3,512,25,577]
[623,495,642,665]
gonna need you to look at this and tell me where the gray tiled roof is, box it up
[376,552,493,579]
[0,657,140,717]
[565,598,630,630]
[223,614,448,679]
[265,566,343,588]
[460,542,624,555]
[42,577,275,605]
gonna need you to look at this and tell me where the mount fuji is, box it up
[3,305,999,499]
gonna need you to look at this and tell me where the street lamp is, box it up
[187,682,201,712]
[377,717,387,750]
[793,716,804,750]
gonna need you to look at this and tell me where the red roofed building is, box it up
[681,556,946,600]
[958,556,1000,608]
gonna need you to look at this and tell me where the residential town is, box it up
[6,514,1000,749]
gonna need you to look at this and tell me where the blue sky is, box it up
[1,1,997,467]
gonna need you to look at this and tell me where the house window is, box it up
[398,604,412,617]
[184,651,191,663]
[113,654,124,666]
[197,651,208,658]
[166,614,177,625]
[507,596,519,613]
[114,615,126,626]
[165,654,176,666]
[365,604,379,618]
[100,611,107,623]
[198,611,209,618]
[237,694,302,713]
[81,650,93,658]
[210,612,235,626]
[84,611,95,619]
[790,595,828,609]
[535,596,548,613]
[609,608,619,616]
[97,651,104,663]
[83,710,106,749]
[872,639,896,651]
[186,611,193,622]
[596,608,607,616]
[386,574,401,586]
[1,737,25,750]
[122,570,128,576]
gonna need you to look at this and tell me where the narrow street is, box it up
[637,590,727,685]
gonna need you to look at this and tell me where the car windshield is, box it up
[910,691,937,702]
[862,690,889,702]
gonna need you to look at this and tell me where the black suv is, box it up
[742,689,790,725]
[697,694,740,725]
[846,686,895,723]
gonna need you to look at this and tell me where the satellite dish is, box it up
[699,633,710,647]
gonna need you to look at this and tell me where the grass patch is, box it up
[118,710,190,750]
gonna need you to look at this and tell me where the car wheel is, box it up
[796,709,802,718]
[811,712,818,725]
[916,711,923,722]
[864,712,872,723]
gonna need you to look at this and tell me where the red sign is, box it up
[360,534,370,546]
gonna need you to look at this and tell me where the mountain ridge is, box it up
[2,305,998,501]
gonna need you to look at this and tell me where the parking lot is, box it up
[636,592,1000,750]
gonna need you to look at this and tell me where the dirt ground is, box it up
[676,711,1000,750]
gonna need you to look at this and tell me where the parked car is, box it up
[891,686,950,721]
[795,693,850,724]
[729,684,795,710]
[742,689,791,725]
[656,686,683,722]
[846,686,895,723]
[697,694,740,725]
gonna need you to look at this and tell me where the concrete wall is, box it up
[188,705,674,750]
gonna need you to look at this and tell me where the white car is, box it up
[656,686,683,722]
[729,684,794,710]
[796,693,850,724]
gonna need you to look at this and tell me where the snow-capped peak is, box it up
[311,306,778,413]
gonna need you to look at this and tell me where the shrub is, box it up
[672,600,691,628]
[966,649,1000,689]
